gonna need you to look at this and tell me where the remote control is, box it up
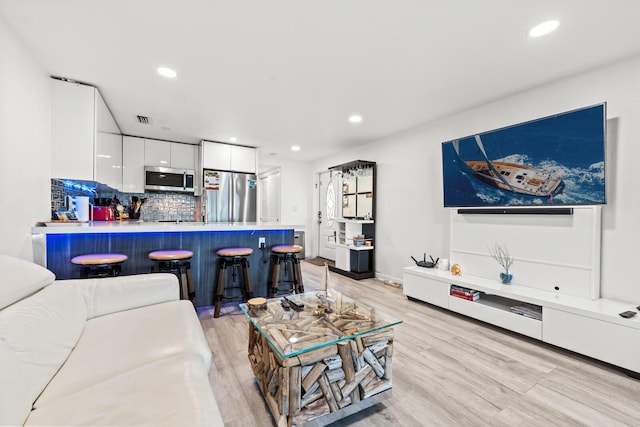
[619,310,636,318]
[280,299,290,311]
[283,296,304,312]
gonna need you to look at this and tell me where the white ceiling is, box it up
[2,0,640,162]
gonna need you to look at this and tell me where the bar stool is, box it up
[268,245,304,298]
[214,247,253,318]
[148,249,195,306]
[71,253,128,279]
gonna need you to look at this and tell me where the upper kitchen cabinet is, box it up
[95,132,122,191]
[230,145,257,173]
[201,140,256,173]
[51,79,96,181]
[202,141,231,170]
[144,139,171,167]
[51,78,122,189]
[144,138,196,170]
[170,143,196,170]
[122,136,145,193]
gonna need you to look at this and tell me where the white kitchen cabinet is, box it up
[122,136,145,193]
[95,132,123,191]
[95,89,119,134]
[201,140,256,173]
[171,143,196,170]
[51,79,96,181]
[51,78,123,186]
[230,145,257,173]
[144,139,171,167]
[202,141,231,170]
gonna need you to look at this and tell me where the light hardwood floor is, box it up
[198,262,640,426]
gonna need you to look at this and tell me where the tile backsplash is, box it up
[51,179,200,221]
[131,192,199,222]
[51,179,93,213]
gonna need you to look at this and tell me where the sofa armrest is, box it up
[59,273,180,319]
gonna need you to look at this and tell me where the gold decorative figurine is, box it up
[451,263,462,276]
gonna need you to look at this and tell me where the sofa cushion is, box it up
[0,255,55,309]
[0,283,86,419]
[25,353,223,426]
[0,339,32,426]
[35,299,212,408]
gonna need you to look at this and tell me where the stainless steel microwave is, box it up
[144,166,195,193]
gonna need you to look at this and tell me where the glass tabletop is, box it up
[240,290,402,359]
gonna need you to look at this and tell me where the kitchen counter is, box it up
[32,221,300,235]
[34,222,304,306]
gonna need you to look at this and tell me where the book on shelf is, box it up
[509,304,542,320]
[450,285,480,297]
[450,292,480,301]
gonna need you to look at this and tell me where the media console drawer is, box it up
[403,272,449,309]
[543,307,640,373]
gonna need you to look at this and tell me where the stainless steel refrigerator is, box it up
[203,170,257,222]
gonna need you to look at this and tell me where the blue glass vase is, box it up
[500,272,513,284]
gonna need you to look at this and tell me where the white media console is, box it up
[403,207,640,375]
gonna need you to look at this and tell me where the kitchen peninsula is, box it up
[32,222,300,307]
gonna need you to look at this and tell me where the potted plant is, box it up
[489,243,514,284]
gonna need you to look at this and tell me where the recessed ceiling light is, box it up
[157,67,177,78]
[291,145,301,152]
[528,20,560,38]
[229,137,237,142]
[349,115,363,124]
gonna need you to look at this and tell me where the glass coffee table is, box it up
[240,290,402,426]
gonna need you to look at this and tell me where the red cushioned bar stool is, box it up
[71,253,128,279]
[148,249,196,306]
[268,245,304,298]
[214,247,254,318]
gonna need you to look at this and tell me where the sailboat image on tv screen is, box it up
[452,135,565,198]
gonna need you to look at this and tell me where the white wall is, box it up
[260,156,313,254]
[0,17,51,260]
[312,54,640,303]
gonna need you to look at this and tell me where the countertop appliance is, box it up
[92,206,114,221]
[144,166,195,193]
[203,170,257,222]
[65,196,91,222]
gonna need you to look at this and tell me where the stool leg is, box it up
[270,255,281,298]
[179,264,189,301]
[293,256,304,293]
[185,261,196,307]
[241,258,253,301]
[214,259,227,318]
[267,255,275,294]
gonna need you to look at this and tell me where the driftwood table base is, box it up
[248,322,394,426]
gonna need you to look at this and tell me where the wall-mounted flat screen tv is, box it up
[442,103,606,208]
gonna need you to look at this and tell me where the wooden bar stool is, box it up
[71,253,128,279]
[148,249,195,306]
[214,247,253,318]
[268,245,304,298]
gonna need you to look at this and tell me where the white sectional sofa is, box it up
[0,255,223,426]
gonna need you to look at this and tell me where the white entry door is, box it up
[318,170,337,260]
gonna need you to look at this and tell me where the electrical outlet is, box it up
[259,237,266,249]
